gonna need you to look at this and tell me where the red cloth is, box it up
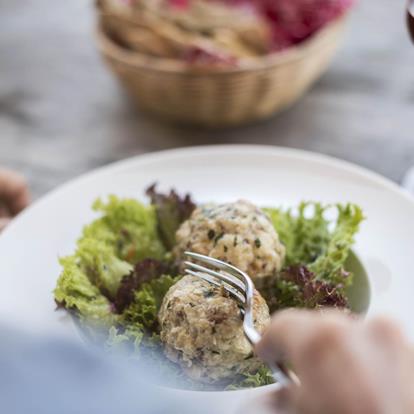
[169,0,354,51]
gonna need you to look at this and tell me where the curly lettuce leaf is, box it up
[226,366,274,390]
[266,266,349,312]
[264,203,363,313]
[146,184,196,250]
[121,274,179,331]
[84,196,165,263]
[55,196,166,327]
[265,203,364,289]
[106,326,130,347]
[309,204,364,288]
[76,238,133,299]
[114,258,172,313]
[105,326,144,353]
[264,202,331,266]
[54,256,117,327]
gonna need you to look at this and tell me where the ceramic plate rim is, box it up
[2,144,413,239]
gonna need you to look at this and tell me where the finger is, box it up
[365,317,407,374]
[0,169,30,215]
[366,316,404,346]
[0,203,9,217]
[0,217,11,232]
[256,309,353,366]
[255,309,310,363]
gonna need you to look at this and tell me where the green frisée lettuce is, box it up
[264,202,331,266]
[308,204,364,288]
[76,238,133,299]
[54,256,117,326]
[265,203,364,289]
[114,258,173,313]
[84,196,166,263]
[121,275,179,331]
[105,326,144,353]
[54,196,168,328]
[226,366,274,390]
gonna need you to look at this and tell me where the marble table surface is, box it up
[1,0,414,198]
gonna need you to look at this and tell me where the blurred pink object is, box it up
[169,0,190,8]
[165,0,354,51]
[225,0,354,50]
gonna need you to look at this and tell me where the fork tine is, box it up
[185,251,245,282]
[185,251,256,307]
[185,269,246,304]
[185,269,222,289]
[184,261,246,294]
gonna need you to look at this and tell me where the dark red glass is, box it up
[408,0,414,42]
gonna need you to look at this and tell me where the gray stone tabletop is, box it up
[1,0,413,198]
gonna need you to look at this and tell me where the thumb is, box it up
[0,217,11,232]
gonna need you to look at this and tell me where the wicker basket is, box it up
[96,15,347,127]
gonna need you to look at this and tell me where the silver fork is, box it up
[184,251,298,388]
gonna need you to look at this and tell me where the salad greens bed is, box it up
[54,185,364,390]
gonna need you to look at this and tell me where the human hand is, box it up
[255,309,414,414]
[0,169,30,232]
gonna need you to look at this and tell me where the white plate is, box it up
[1,145,414,413]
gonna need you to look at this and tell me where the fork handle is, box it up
[244,322,298,387]
[269,362,299,388]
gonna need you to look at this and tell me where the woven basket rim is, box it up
[96,13,347,75]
